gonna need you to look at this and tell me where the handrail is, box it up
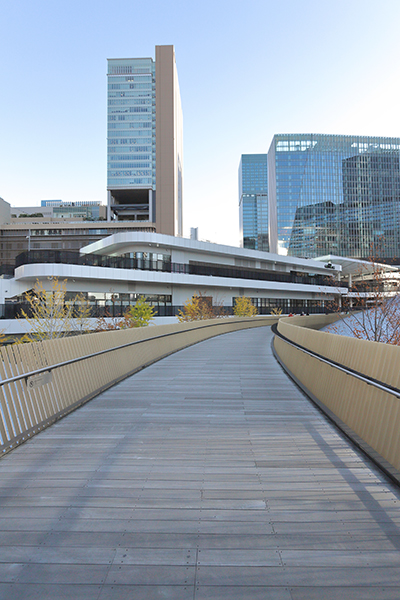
[0,318,259,388]
[15,249,344,287]
[0,316,275,455]
[272,318,400,485]
[272,323,400,400]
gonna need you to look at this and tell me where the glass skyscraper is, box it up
[107,59,156,191]
[107,46,183,236]
[107,58,155,219]
[239,154,269,251]
[268,134,400,262]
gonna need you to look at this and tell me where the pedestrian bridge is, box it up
[1,325,400,599]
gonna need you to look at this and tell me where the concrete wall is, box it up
[155,45,183,237]
[0,198,11,224]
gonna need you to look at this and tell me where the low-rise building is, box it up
[0,232,346,334]
[0,198,155,271]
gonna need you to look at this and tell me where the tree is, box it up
[95,297,155,331]
[19,278,74,342]
[177,296,210,322]
[270,307,283,316]
[18,212,43,218]
[326,257,400,344]
[233,296,258,317]
[95,311,124,332]
[70,293,93,335]
[177,292,225,322]
[124,297,155,327]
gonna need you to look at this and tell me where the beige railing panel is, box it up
[278,315,400,390]
[275,316,400,476]
[0,316,276,454]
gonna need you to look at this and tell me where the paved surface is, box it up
[0,326,400,599]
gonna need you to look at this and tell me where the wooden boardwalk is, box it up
[0,326,399,599]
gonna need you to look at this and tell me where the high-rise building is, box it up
[267,134,400,261]
[107,45,183,236]
[239,154,269,251]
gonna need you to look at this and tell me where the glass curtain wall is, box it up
[107,58,156,190]
[268,134,400,262]
[239,154,269,251]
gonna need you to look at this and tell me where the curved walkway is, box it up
[0,327,400,599]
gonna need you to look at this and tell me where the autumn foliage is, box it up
[233,296,258,317]
[19,278,76,342]
[95,297,155,331]
[18,279,155,341]
[177,293,226,322]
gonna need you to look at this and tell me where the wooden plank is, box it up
[0,327,398,598]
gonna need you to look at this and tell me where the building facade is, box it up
[239,154,269,251]
[0,196,155,272]
[12,201,106,221]
[107,46,183,236]
[0,232,345,329]
[267,134,400,261]
[40,200,106,221]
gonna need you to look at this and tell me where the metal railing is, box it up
[273,316,400,485]
[15,250,344,288]
[0,301,330,320]
[0,316,276,456]
[273,322,400,400]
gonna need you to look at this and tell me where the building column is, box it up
[149,189,153,223]
[348,273,353,308]
[107,191,112,222]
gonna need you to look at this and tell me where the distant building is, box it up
[0,198,11,224]
[267,134,400,261]
[239,154,268,252]
[12,200,106,221]
[41,200,105,221]
[107,45,183,236]
[0,198,154,271]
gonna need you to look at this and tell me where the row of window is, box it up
[276,169,399,178]
[108,99,151,106]
[108,163,151,169]
[1,227,157,240]
[108,92,152,99]
[274,136,400,152]
[108,123,153,130]
[109,107,152,114]
[108,115,152,121]
[108,138,153,144]
[108,170,152,177]
[107,154,151,161]
[108,66,153,75]
[123,75,152,81]
[109,83,153,90]
[108,178,153,185]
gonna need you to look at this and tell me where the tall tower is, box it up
[107,45,183,236]
[239,154,269,251]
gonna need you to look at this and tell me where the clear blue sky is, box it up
[1,0,400,245]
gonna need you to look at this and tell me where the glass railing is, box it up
[14,250,345,288]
